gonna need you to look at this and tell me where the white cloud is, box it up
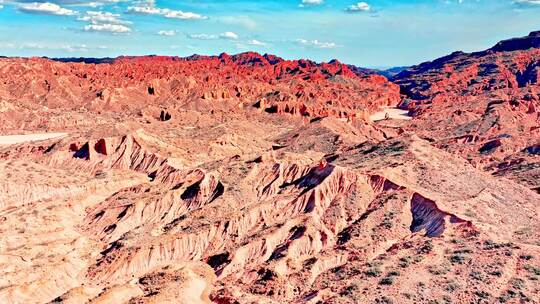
[188,32,240,41]
[158,30,176,36]
[78,11,130,25]
[128,5,164,14]
[85,2,105,8]
[247,39,266,46]
[19,2,77,16]
[164,10,205,20]
[513,0,540,5]
[68,1,121,8]
[127,1,207,20]
[297,39,338,49]
[299,0,324,7]
[61,44,89,52]
[345,2,371,12]
[84,23,131,33]
[219,31,239,40]
[188,33,218,40]
[78,10,131,33]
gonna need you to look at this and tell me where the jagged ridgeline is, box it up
[0,31,539,304]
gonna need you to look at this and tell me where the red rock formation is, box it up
[392,31,540,191]
[1,32,540,304]
[0,52,400,131]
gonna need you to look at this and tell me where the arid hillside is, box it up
[0,32,539,304]
[393,30,540,192]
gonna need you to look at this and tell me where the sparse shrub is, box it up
[445,281,459,292]
[339,283,359,296]
[470,270,485,281]
[442,295,452,304]
[489,270,503,277]
[498,289,517,303]
[381,219,393,229]
[380,211,396,229]
[484,240,497,250]
[464,209,476,218]
[497,288,532,303]
[402,293,413,299]
[364,267,382,277]
[375,296,394,304]
[450,238,463,245]
[515,227,533,236]
[379,277,394,285]
[413,255,425,263]
[399,256,412,268]
[524,264,540,276]
[418,240,434,254]
[453,248,472,255]
[379,271,399,286]
[519,254,534,260]
[449,254,466,264]
[475,290,490,299]
[483,240,515,251]
[429,265,449,275]
[94,170,107,179]
[387,270,401,277]
[510,278,525,290]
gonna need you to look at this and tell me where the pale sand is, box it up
[0,133,68,146]
[181,269,210,304]
[369,108,412,122]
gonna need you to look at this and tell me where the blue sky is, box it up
[0,0,539,67]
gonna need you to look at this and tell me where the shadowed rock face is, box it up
[490,31,540,52]
[0,34,540,304]
[410,193,468,237]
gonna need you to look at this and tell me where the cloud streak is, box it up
[78,11,130,25]
[219,31,239,40]
[188,33,218,40]
[158,30,176,36]
[84,23,131,33]
[247,39,266,46]
[345,2,371,12]
[78,10,131,33]
[19,2,77,16]
[127,0,207,20]
[299,0,323,7]
[513,0,540,6]
[296,39,338,49]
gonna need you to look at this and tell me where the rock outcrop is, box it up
[392,31,540,191]
[0,32,539,304]
[0,52,399,133]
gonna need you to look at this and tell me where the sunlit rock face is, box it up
[0,35,539,304]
